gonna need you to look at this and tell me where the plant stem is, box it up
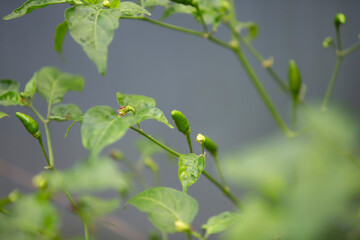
[342,41,360,57]
[29,105,46,123]
[195,4,208,33]
[44,122,54,167]
[161,231,167,240]
[321,57,342,111]
[129,126,241,207]
[84,222,90,240]
[38,137,50,166]
[186,133,193,153]
[292,100,298,129]
[336,27,342,51]
[214,154,226,186]
[233,47,293,137]
[186,231,193,240]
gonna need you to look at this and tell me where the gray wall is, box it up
[0,0,360,239]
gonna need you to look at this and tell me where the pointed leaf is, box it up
[54,21,69,55]
[34,66,84,107]
[117,92,156,109]
[76,195,120,224]
[40,156,129,193]
[119,2,151,16]
[65,5,121,75]
[127,187,198,233]
[0,79,22,106]
[3,0,82,20]
[202,212,240,238]
[0,112,9,119]
[135,107,173,128]
[49,103,82,121]
[178,153,205,193]
[21,77,36,101]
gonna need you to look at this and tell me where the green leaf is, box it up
[83,0,99,3]
[34,66,84,107]
[0,193,60,239]
[239,22,259,41]
[65,5,121,75]
[202,212,240,238]
[76,195,120,224]
[119,2,151,16]
[40,156,129,193]
[0,79,22,106]
[178,153,205,193]
[0,112,9,119]
[54,21,69,55]
[110,0,121,8]
[144,0,170,7]
[3,0,82,20]
[127,187,198,233]
[49,103,82,121]
[21,76,36,101]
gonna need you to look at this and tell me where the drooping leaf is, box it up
[127,187,198,233]
[202,212,240,238]
[34,66,84,107]
[0,112,9,119]
[119,2,151,16]
[0,79,22,106]
[178,153,205,193]
[3,0,82,20]
[0,193,60,239]
[54,21,69,55]
[49,103,82,121]
[39,156,129,194]
[75,195,120,224]
[65,4,122,75]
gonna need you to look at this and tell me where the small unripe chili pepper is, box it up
[171,110,190,135]
[334,13,346,27]
[170,0,194,6]
[203,136,218,156]
[15,112,41,139]
[288,60,302,101]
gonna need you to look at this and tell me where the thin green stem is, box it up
[292,100,298,129]
[342,41,360,57]
[44,122,54,167]
[29,105,46,123]
[321,57,342,111]
[233,47,294,137]
[129,126,241,207]
[191,231,203,240]
[186,231,193,240]
[38,137,50,166]
[63,189,77,207]
[161,231,168,240]
[202,170,240,207]
[186,133,193,153]
[228,0,238,41]
[214,154,226,186]
[84,222,90,240]
[336,27,342,51]
[195,4,208,33]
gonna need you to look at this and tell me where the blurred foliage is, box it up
[222,106,360,240]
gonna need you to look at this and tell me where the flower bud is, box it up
[32,175,47,189]
[334,13,346,27]
[195,133,205,144]
[174,220,190,232]
[288,60,302,101]
[322,37,333,48]
[118,105,136,117]
[103,0,110,7]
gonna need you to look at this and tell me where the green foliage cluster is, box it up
[1,0,360,240]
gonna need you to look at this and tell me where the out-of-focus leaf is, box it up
[34,66,84,107]
[223,106,360,240]
[119,2,151,15]
[39,156,129,194]
[239,22,259,41]
[0,111,9,119]
[127,187,198,233]
[49,103,82,121]
[110,0,121,8]
[0,79,22,106]
[0,193,60,239]
[75,195,120,224]
[65,4,121,75]
[144,0,170,7]
[202,212,240,238]
[3,0,82,20]
[136,137,165,157]
[54,21,69,55]
[178,153,205,193]
[21,77,36,101]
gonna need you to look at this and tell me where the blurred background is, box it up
[0,0,360,239]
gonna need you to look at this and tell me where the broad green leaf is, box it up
[49,103,82,121]
[117,92,173,128]
[178,153,205,193]
[144,0,170,7]
[0,112,9,119]
[110,0,121,8]
[40,156,129,193]
[119,2,151,16]
[3,0,82,20]
[54,21,69,55]
[127,187,198,233]
[34,66,84,107]
[0,193,60,239]
[0,79,22,106]
[76,195,120,224]
[202,212,240,238]
[21,76,36,101]
[65,5,122,75]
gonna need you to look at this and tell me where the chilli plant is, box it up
[1,1,360,240]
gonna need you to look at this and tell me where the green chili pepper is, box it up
[204,136,218,156]
[288,60,302,101]
[15,112,41,139]
[171,110,190,135]
[334,13,346,27]
[170,0,195,6]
